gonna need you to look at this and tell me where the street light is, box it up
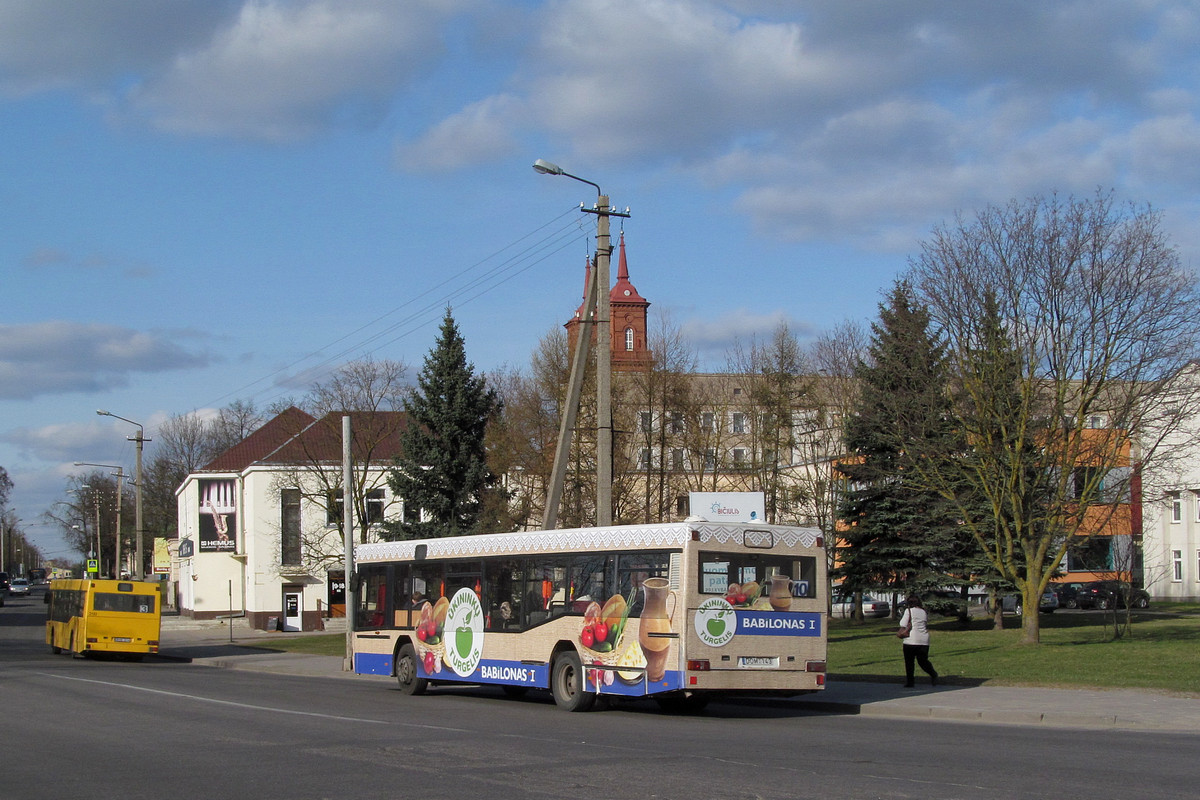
[75,462,125,579]
[534,160,629,528]
[96,410,149,580]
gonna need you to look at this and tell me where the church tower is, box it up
[564,232,652,372]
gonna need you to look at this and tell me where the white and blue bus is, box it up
[351,520,827,712]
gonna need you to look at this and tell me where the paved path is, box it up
[156,616,1200,732]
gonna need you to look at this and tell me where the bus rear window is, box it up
[698,552,817,598]
[92,593,156,613]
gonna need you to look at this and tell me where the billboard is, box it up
[198,479,237,552]
[688,492,766,523]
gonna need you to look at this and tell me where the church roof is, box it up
[610,231,647,305]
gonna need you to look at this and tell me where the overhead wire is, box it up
[198,206,590,413]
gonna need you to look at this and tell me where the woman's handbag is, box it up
[896,624,910,638]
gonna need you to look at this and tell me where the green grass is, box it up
[255,605,1200,695]
[256,633,348,657]
[830,604,1200,694]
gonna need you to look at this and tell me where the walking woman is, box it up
[897,595,939,688]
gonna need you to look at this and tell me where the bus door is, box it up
[282,587,303,631]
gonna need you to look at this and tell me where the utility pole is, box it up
[533,160,630,528]
[97,411,149,580]
[342,415,356,671]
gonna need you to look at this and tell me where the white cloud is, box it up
[395,94,523,172]
[128,1,461,141]
[678,307,812,367]
[0,322,210,400]
[0,0,230,96]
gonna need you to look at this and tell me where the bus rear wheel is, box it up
[395,644,428,696]
[551,651,595,712]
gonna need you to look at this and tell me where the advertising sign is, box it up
[198,479,236,552]
[688,492,766,523]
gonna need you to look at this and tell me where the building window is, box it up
[704,448,717,470]
[701,412,714,432]
[732,413,746,434]
[671,448,685,471]
[625,327,634,351]
[327,491,343,526]
[1074,466,1103,499]
[1171,494,1183,523]
[1172,550,1184,582]
[669,412,684,434]
[675,495,688,516]
[281,489,301,566]
[366,488,385,525]
[638,448,652,470]
[639,411,653,433]
[732,448,748,468]
[403,501,421,525]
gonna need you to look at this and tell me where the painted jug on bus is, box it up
[768,574,795,612]
[638,577,676,682]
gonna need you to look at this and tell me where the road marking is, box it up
[39,673,469,731]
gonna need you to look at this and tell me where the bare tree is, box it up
[618,310,699,523]
[802,321,868,593]
[267,358,409,575]
[907,191,1200,644]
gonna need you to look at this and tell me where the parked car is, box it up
[1051,581,1087,609]
[1074,580,1150,610]
[0,571,9,595]
[9,578,30,596]
[832,593,891,618]
[999,589,1059,614]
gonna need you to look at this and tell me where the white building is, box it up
[1140,365,1200,602]
[175,407,407,630]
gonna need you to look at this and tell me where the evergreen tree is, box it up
[385,309,503,539]
[836,282,966,608]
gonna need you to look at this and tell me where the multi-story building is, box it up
[175,407,407,630]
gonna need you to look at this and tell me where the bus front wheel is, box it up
[551,651,596,712]
[395,644,428,696]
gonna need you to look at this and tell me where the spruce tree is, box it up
[836,282,966,607]
[385,309,502,539]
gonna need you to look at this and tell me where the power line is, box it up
[198,207,588,412]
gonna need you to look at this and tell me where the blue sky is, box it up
[4,0,1200,558]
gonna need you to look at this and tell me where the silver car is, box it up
[1000,589,1058,615]
[9,578,30,596]
[831,593,891,618]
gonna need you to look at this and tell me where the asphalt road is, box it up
[2,590,1198,800]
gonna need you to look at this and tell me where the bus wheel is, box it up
[551,651,595,712]
[395,644,428,696]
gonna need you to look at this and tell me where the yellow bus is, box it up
[352,521,827,712]
[46,579,162,659]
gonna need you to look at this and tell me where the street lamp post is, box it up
[96,410,149,580]
[75,462,125,578]
[533,159,629,528]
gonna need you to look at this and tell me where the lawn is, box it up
[829,604,1200,694]
[257,605,1200,695]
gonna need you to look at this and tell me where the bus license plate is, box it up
[114,637,132,643]
[738,656,779,669]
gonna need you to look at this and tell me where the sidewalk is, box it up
[157,617,1200,732]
